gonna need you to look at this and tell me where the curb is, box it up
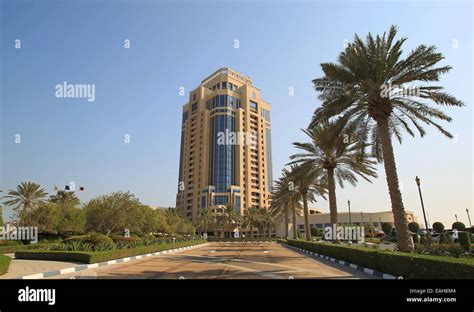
[19,242,209,280]
[282,243,399,280]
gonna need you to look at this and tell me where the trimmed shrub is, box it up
[458,232,471,252]
[452,222,466,231]
[411,234,420,244]
[0,255,11,275]
[283,239,474,279]
[433,222,445,233]
[381,223,393,236]
[408,222,420,233]
[15,240,206,264]
[0,243,57,254]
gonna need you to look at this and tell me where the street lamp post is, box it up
[455,214,458,222]
[348,200,352,226]
[361,212,364,227]
[415,176,430,233]
[467,209,472,227]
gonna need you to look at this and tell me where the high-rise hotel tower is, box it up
[176,68,273,222]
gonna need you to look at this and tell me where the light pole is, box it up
[361,212,364,227]
[348,200,352,226]
[455,214,458,222]
[467,209,472,227]
[415,176,430,232]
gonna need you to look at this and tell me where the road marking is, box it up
[60,268,75,274]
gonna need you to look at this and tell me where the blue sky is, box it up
[1,0,472,227]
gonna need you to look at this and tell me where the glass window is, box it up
[250,101,258,111]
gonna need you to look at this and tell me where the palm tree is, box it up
[270,180,290,238]
[197,208,213,235]
[222,204,240,237]
[271,167,303,239]
[259,209,276,238]
[49,190,80,206]
[3,182,48,225]
[242,207,259,238]
[292,163,327,241]
[215,214,227,238]
[311,25,463,252]
[290,121,377,227]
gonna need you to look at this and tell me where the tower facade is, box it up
[176,68,273,223]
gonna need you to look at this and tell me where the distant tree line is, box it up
[1,182,195,237]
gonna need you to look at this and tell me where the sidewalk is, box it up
[0,254,81,279]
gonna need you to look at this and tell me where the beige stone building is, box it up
[277,208,417,238]
[176,68,272,223]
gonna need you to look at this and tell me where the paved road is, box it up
[55,242,376,279]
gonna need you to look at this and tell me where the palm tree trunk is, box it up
[377,118,413,252]
[327,167,338,226]
[250,225,253,238]
[284,209,289,239]
[302,193,312,241]
[292,204,297,239]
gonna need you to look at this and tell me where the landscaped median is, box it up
[280,239,474,279]
[0,255,11,276]
[15,239,206,264]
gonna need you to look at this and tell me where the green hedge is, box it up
[0,255,11,275]
[283,239,474,279]
[0,243,57,255]
[15,240,206,264]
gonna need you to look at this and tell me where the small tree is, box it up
[408,222,420,233]
[381,223,393,236]
[0,206,3,227]
[452,222,466,231]
[432,222,445,233]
